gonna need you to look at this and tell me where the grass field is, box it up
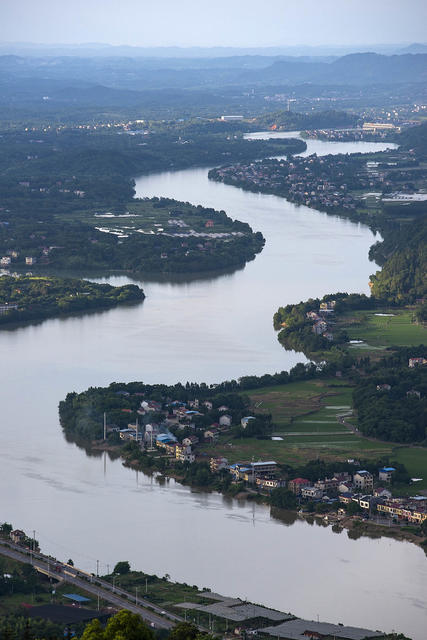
[62,199,236,235]
[199,376,427,481]
[339,308,426,351]
[393,447,427,493]
[198,378,395,466]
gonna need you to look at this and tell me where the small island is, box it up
[0,275,144,327]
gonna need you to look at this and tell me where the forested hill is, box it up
[365,121,427,303]
[370,217,427,303]
[399,120,427,158]
[353,346,427,443]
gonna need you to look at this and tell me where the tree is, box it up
[80,619,105,640]
[346,501,362,516]
[114,561,131,575]
[67,558,74,566]
[80,611,155,640]
[0,523,12,536]
[168,622,199,640]
[104,610,154,640]
[270,488,297,510]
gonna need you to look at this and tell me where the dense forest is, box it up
[369,217,427,303]
[0,276,144,326]
[352,346,427,443]
[399,120,427,158]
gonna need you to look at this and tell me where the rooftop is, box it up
[258,618,384,640]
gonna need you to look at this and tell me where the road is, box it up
[0,539,182,630]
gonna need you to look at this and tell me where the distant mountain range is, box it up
[1,42,426,58]
[0,51,426,96]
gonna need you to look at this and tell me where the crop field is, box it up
[199,378,394,466]
[339,308,426,351]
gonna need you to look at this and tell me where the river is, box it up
[2,134,425,639]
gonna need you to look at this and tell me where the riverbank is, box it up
[72,433,427,556]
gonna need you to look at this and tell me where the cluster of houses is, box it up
[18,179,85,198]
[305,299,336,342]
[289,466,427,525]
[212,151,419,215]
[110,392,427,526]
[212,155,362,213]
[114,394,247,463]
[301,127,396,141]
[1,253,39,267]
[408,356,427,368]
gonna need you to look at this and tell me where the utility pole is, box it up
[145,578,148,594]
[30,530,36,565]
[96,560,99,577]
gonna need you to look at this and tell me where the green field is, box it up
[198,378,394,466]
[242,378,352,430]
[393,447,427,493]
[63,199,236,235]
[339,308,426,351]
[199,431,393,467]
[0,556,103,614]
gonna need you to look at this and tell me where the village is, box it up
[110,390,427,529]
[209,149,423,217]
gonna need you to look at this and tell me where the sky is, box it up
[0,0,426,49]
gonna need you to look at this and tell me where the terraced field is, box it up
[198,378,394,466]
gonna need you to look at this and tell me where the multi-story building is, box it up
[353,471,374,493]
[378,467,396,483]
[288,477,311,495]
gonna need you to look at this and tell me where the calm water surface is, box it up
[2,135,425,639]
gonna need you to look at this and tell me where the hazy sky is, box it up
[1,0,426,48]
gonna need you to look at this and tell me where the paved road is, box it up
[0,540,181,630]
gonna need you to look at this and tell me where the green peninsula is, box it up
[0,275,144,326]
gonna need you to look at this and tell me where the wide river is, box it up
[2,134,426,638]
